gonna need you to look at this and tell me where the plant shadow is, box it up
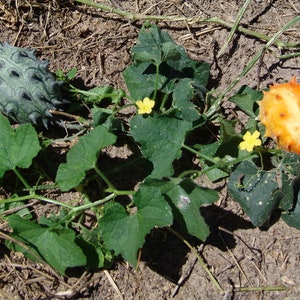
[140,204,255,283]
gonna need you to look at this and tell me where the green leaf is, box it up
[272,154,300,229]
[130,112,192,178]
[229,85,262,118]
[123,24,210,102]
[219,118,237,141]
[131,24,181,64]
[173,78,200,122]
[0,114,41,178]
[98,185,173,266]
[67,67,77,80]
[123,62,167,100]
[141,178,218,240]
[280,185,300,229]
[228,161,278,226]
[75,237,105,269]
[7,215,86,275]
[205,167,229,182]
[91,107,123,132]
[0,201,32,219]
[166,179,219,241]
[161,41,181,61]
[56,125,116,191]
[216,118,241,158]
[131,23,210,86]
[195,141,221,158]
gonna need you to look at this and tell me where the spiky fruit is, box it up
[0,43,66,127]
[258,76,300,154]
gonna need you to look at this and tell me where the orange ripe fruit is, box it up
[258,76,300,154]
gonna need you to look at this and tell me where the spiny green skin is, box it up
[0,43,66,128]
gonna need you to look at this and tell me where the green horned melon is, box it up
[0,43,67,127]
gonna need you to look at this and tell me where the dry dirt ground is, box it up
[0,0,300,299]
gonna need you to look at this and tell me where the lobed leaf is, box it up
[229,85,262,118]
[131,24,181,64]
[123,24,210,102]
[56,125,116,191]
[172,78,199,122]
[272,153,300,229]
[7,215,86,275]
[122,62,167,101]
[0,114,41,178]
[146,178,218,240]
[98,185,173,266]
[130,112,192,179]
[228,160,278,226]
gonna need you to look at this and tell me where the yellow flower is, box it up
[136,97,155,114]
[239,130,262,152]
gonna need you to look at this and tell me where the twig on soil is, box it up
[236,285,287,292]
[287,0,300,13]
[166,227,224,294]
[218,231,250,284]
[74,0,300,48]
[171,257,198,297]
[104,269,124,299]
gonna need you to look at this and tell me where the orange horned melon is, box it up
[258,76,300,154]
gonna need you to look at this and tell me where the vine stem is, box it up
[13,168,32,191]
[74,0,299,48]
[94,165,116,192]
[0,193,74,209]
[93,166,135,195]
[217,0,251,57]
[153,63,160,102]
[0,190,134,213]
[180,144,256,179]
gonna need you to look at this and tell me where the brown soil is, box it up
[0,0,300,299]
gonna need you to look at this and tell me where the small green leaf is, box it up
[228,161,278,226]
[205,167,229,182]
[56,125,116,191]
[229,85,262,118]
[0,114,41,178]
[0,202,32,219]
[7,215,86,275]
[75,232,108,269]
[130,112,192,178]
[99,185,173,266]
[195,141,221,158]
[271,153,300,215]
[91,107,123,132]
[67,67,77,80]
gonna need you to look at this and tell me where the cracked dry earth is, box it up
[0,0,300,299]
